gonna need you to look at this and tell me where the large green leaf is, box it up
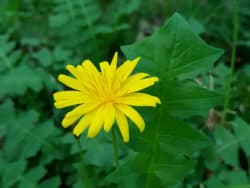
[108,13,224,187]
[122,13,223,119]
[107,114,210,187]
[122,13,223,81]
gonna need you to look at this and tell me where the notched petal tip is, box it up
[155,97,161,105]
[57,74,64,81]
[81,59,92,66]
[103,127,110,132]
[58,74,74,83]
[151,97,161,107]
[87,130,99,138]
[52,92,58,100]
[138,124,145,133]
[123,137,129,143]
[54,102,61,109]
[73,130,81,137]
[65,64,74,70]
[62,118,71,128]
[153,77,160,82]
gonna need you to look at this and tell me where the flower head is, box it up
[53,52,160,142]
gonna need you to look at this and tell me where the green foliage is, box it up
[0,100,61,187]
[203,117,250,188]
[49,0,141,60]
[0,32,22,71]
[0,1,250,188]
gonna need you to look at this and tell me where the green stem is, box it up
[112,129,120,169]
[221,0,239,126]
[75,137,89,188]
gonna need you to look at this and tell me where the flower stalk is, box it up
[75,137,89,188]
[112,129,120,169]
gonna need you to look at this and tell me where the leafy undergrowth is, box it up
[0,1,250,188]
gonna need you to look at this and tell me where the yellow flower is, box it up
[53,52,160,142]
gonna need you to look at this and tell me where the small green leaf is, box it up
[33,48,53,67]
[39,176,61,188]
[205,176,224,188]
[19,166,46,188]
[219,170,248,185]
[0,65,44,98]
[232,117,250,155]
[214,126,239,166]
[1,159,26,188]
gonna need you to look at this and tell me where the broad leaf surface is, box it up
[122,13,223,81]
[107,13,223,187]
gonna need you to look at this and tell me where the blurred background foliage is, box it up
[0,0,250,187]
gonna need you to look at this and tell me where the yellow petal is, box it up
[61,102,98,127]
[127,72,150,80]
[62,114,81,128]
[73,113,94,136]
[107,52,118,86]
[53,91,87,102]
[82,59,100,79]
[116,57,140,82]
[115,109,129,142]
[110,52,118,70]
[103,103,115,132]
[115,103,145,132]
[74,65,100,94]
[99,61,110,82]
[54,98,85,108]
[81,60,103,95]
[65,102,99,118]
[124,77,159,94]
[87,106,105,138]
[116,73,149,96]
[58,74,85,91]
[66,65,81,79]
[120,92,161,107]
[99,61,109,73]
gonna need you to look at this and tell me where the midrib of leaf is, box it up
[168,14,179,71]
[144,106,162,188]
[169,51,219,75]
[144,18,179,188]
[167,95,221,102]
